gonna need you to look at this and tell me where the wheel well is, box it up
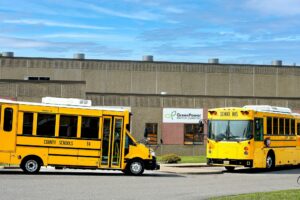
[126,158,144,167]
[21,155,44,166]
[267,150,275,165]
[131,157,144,162]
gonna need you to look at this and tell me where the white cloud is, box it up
[246,0,300,16]
[86,4,161,21]
[165,6,184,14]
[0,35,133,56]
[0,36,49,48]
[41,33,134,42]
[3,19,113,30]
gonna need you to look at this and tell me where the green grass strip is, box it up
[210,189,300,200]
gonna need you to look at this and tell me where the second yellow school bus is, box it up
[207,105,300,171]
[0,97,159,175]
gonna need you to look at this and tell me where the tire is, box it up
[124,159,145,176]
[266,153,274,169]
[21,158,41,174]
[225,166,235,172]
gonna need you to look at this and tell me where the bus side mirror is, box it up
[160,139,164,144]
[198,120,204,132]
[144,127,148,138]
[199,120,204,128]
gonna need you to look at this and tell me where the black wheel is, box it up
[124,159,144,176]
[225,166,235,172]
[266,153,274,169]
[21,158,41,174]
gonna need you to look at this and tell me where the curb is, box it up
[159,169,224,175]
[159,165,224,175]
[178,171,224,175]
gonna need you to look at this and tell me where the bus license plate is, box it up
[223,161,230,165]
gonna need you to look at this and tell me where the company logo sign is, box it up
[163,108,203,123]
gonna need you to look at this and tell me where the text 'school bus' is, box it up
[0,97,159,175]
[206,105,300,171]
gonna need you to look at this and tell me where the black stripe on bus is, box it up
[16,144,101,151]
[49,154,99,158]
[17,135,101,141]
[265,146,296,148]
[265,134,299,137]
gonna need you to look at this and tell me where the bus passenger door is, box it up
[110,117,123,169]
[100,116,124,169]
[100,117,112,168]
[253,118,265,168]
[0,104,18,152]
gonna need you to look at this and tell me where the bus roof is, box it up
[0,98,131,112]
[209,105,300,116]
[243,105,292,114]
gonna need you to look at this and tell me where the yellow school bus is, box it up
[0,97,159,175]
[206,105,300,171]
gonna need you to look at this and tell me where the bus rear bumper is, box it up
[207,158,253,168]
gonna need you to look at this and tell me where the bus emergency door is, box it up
[0,104,18,152]
[100,116,124,169]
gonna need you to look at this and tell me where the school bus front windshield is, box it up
[208,120,253,141]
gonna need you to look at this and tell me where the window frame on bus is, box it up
[36,113,56,137]
[58,114,78,138]
[80,116,101,140]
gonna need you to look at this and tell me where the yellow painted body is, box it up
[207,107,300,168]
[0,100,153,171]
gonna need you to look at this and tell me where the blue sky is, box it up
[1,0,300,65]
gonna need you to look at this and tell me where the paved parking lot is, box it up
[1,167,300,200]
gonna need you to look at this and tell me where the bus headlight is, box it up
[150,149,156,157]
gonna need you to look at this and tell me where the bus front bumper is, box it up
[207,158,253,168]
[145,157,160,170]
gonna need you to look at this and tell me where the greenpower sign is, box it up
[163,108,203,123]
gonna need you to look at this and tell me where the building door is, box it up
[0,104,18,152]
[100,117,124,169]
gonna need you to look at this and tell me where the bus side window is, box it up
[297,123,300,135]
[81,117,99,139]
[125,134,134,156]
[36,113,56,137]
[254,118,263,141]
[279,118,284,135]
[4,108,13,132]
[267,117,272,135]
[291,119,295,135]
[285,119,290,135]
[23,112,34,135]
[59,115,78,138]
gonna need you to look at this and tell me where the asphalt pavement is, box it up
[159,163,225,174]
[0,163,225,174]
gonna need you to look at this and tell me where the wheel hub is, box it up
[130,162,142,173]
[25,160,38,172]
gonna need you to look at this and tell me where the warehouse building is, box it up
[0,52,299,155]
